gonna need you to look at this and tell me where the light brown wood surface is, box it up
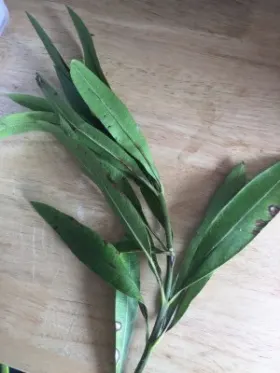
[1,0,280,372]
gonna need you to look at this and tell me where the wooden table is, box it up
[1,1,280,372]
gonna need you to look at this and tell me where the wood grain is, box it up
[1,0,280,372]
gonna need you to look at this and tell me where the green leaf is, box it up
[168,163,246,330]
[140,182,165,227]
[83,157,152,256]
[180,161,280,293]
[26,12,68,72]
[115,253,139,373]
[0,111,59,138]
[73,152,164,283]
[115,237,141,253]
[175,163,246,290]
[8,93,53,112]
[114,236,163,254]
[0,113,105,192]
[67,6,109,86]
[31,202,142,300]
[26,13,94,123]
[54,65,94,123]
[70,60,159,184]
[0,112,119,194]
[44,133,152,260]
[35,74,148,182]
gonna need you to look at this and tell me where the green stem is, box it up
[158,189,175,299]
[165,253,175,299]
[158,190,173,250]
[134,306,166,373]
[134,339,156,373]
[135,188,174,372]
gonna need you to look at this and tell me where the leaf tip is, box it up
[26,11,36,24]
[30,201,47,216]
[70,59,81,69]
[66,5,74,15]
[30,200,41,209]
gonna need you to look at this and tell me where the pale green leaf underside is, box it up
[0,111,59,138]
[115,253,139,373]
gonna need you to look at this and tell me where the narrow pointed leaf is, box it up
[115,253,139,373]
[184,161,280,289]
[26,13,95,123]
[54,64,94,123]
[70,60,159,183]
[0,111,59,138]
[8,93,53,112]
[67,6,109,86]
[140,182,165,227]
[31,202,141,300]
[26,12,68,72]
[168,163,246,330]
[176,163,246,290]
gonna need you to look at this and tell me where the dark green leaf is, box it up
[115,236,163,254]
[115,237,140,253]
[8,93,53,112]
[26,13,95,123]
[176,163,246,290]
[115,252,139,373]
[67,6,109,86]
[140,182,165,227]
[181,161,280,291]
[54,65,94,123]
[31,202,142,300]
[26,12,68,72]
[70,60,159,183]
[168,163,246,330]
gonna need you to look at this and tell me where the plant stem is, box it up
[158,190,173,251]
[158,189,175,299]
[134,303,167,373]
[135,189,174,372]
[134,339,156,373]
[165,253,175,299]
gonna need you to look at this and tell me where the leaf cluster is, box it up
[1,8,280,373]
